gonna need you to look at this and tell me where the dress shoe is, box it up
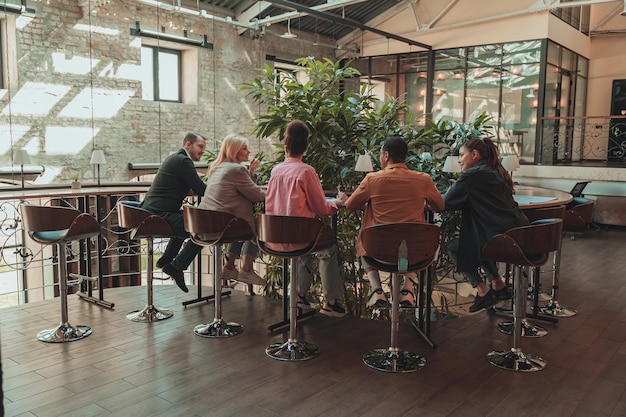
[469,289,496,312]
[162,264,188,293]
[494,286,512,301]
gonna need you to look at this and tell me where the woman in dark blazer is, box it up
[444,137,528,312]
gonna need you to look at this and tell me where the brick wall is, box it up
[0,0,334,183]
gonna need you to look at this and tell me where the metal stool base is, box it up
[498,321,548,338]
[540,301,577,317]
[363,349,426,373]
[266,340,319,361]
[487,348,546,372]
[37,323,92,343]
[126,305,173,322]
[194,320,243,338]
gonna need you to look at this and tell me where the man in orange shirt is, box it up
[345,137,444,308]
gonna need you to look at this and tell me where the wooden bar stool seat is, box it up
[256,214,335,361]
[117,201,175,322]
[20,203,101,342]
[360,222,440,373]
[183,205,254,338]
[481,218,563,372]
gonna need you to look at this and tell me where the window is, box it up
[141,45,181,102]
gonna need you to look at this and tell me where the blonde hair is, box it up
[207,134,249,177]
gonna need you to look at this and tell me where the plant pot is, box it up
[71,181,81,189]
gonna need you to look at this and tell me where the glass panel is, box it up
[547,41,560,66]
[406,70,428,120]
[573,76,587,161]
[432,69,464,123]
[577,56,588,77]
[158,50,179,102]
[434,49,465,70]
[141,47,154,100]
[562,48,575,71]
[465,66,499,125]
[468,45,503,68]
[501,40,542,65]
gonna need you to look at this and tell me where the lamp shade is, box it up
[442,155,461,173]
[90,149,107,165]
[501,155,520,172]
[354,154,374,172]
[13,149,31,165]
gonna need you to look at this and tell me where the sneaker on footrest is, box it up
[237,270,266,286]
[320,301,346,318]
[366,288,390,309]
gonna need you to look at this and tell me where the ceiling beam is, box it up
[263,0,432,50]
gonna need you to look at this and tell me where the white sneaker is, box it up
[237,270,266,286]
[366,288,389,309]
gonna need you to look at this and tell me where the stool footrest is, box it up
[68,273,98,286]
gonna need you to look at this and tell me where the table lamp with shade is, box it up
[13,149,31,188]
[442,155,461,173]
[90,149,107,186]
[501,155,520,175]
[354,153,374,173]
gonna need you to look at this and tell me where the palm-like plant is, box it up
[241,56,493,317]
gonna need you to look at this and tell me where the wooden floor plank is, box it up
[2,226,626,417]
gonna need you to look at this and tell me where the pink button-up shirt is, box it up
[265,157,337,251]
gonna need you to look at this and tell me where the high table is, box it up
[513,185,573,209]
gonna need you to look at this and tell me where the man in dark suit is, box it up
[140,132,207,292]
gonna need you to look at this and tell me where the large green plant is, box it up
[241,56,492,317]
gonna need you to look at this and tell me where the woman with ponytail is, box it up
[444,137,528,312]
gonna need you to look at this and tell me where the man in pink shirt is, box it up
[265,120,347,317]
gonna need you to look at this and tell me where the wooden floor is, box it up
[2,227,626,417]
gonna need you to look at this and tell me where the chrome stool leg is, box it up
[194,245,243,338]
[37,242,92,343]
[363,272,426,373]
[540,241,577,317]
[126,238,173,322]
[488,266,545,372]
[266,259,319,361]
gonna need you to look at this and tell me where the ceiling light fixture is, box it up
[130,21,213,49]
[280,19,297,39]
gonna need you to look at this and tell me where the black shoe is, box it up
[494,286,511,301]
[156,257,172,269]
[469,289,497,312]
[162,264,188,293]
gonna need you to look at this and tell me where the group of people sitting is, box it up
[140,120,528,315]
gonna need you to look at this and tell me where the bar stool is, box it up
[538,201,593,318]
[496,206,566,337]
[183,205,254,337]
[481,218,563,372]
[256,214,336,361]
[360,222,440,373]
[20,203,100,342]
[117,201,174,322]
[563,199,594,240]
